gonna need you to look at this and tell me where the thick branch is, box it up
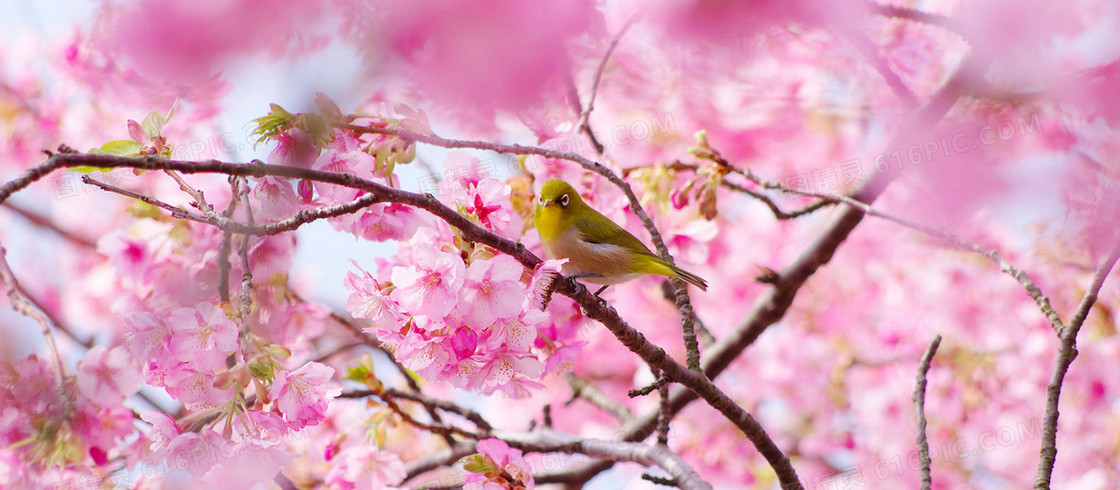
[338,123,706,370]
[3,152,799,487]
[545,59,969,486]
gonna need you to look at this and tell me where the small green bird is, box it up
[533,178,708,294]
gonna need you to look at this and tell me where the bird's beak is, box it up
[540,198,552,208]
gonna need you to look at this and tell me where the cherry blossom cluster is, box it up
[2,0,1120,488]
[342,155,585,397]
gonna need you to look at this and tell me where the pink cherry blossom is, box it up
[140,411,181,456]
[76,345,142,406]
[346,263,404,332]
[268,127,320,168]
[390,247,465,320]
[355,202,422,242]
[269,362,341,429]
[367,0,600,120]
[253,176,299,221]
[324,445,406,490]
[260,301,330,345]
[312,133,376,202]
[490,309,546,352]
[168,302,240,370]
[393,332,453,378]
[125,312,172,363]
[481,347,544,391]
[464,438,535,489]
[98,0,328,82]
[460,254,527,328]
[164,365,235,408]
[199,438,295,489]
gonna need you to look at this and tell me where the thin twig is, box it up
[914,335,942,490]
[838,27,919,106]
[565,373,635,423]
[642,473,678,487]
[627,161,836,221]
[82,174,386,237]
[723,180,835,220]
[217,177,243,302]
[0,244,66,382]
[656,370,671,445]
[867,3,961,32]
[387,388,494,433]
[164,169,214,214]
[237,184,255,322]
[82,175,195,218]
[2,202,97,248]
[629,375,669,398]
[338,389,485,440]
[1035,246,1120,489]
[661,280,716,345]
[723,166,1066,333]
[342,388,494,433]
[576,17,637,155]
[403,442,478,483]
[237,233,253,323]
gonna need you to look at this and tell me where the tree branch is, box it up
[544,59,970,486]
[337,123,707,371]
[0,244,67,382]
[576,17,637,155]
[82,174,386,236]
[1,201,97,249]
[3,152,802,488]
[502,430,712,490]
[565,372,635,423]
[1035,246,1120,489]
[838,27,919,106]
[914,335,942,490]
[867,3,960,32]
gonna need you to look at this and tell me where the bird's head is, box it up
[537,178,587,213]
[534,179,587,240]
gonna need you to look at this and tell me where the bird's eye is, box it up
[559,194,569,207]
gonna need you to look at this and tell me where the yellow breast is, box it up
[534,204,566,244]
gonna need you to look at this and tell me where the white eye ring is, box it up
[559,194,569,207]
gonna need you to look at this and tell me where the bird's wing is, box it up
[573,211,655,256]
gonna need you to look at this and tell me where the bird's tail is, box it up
[638,255,710,292]
[670,265,709,292]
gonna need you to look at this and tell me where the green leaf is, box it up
[248,357,276,383]
[89,140,142,157]
[140,99,179,139]
[250,103,296,148]
[344,354,384,393]
[69,166,107,174]
[460,454,499,475]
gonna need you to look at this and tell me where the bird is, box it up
[533,178,708,295]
